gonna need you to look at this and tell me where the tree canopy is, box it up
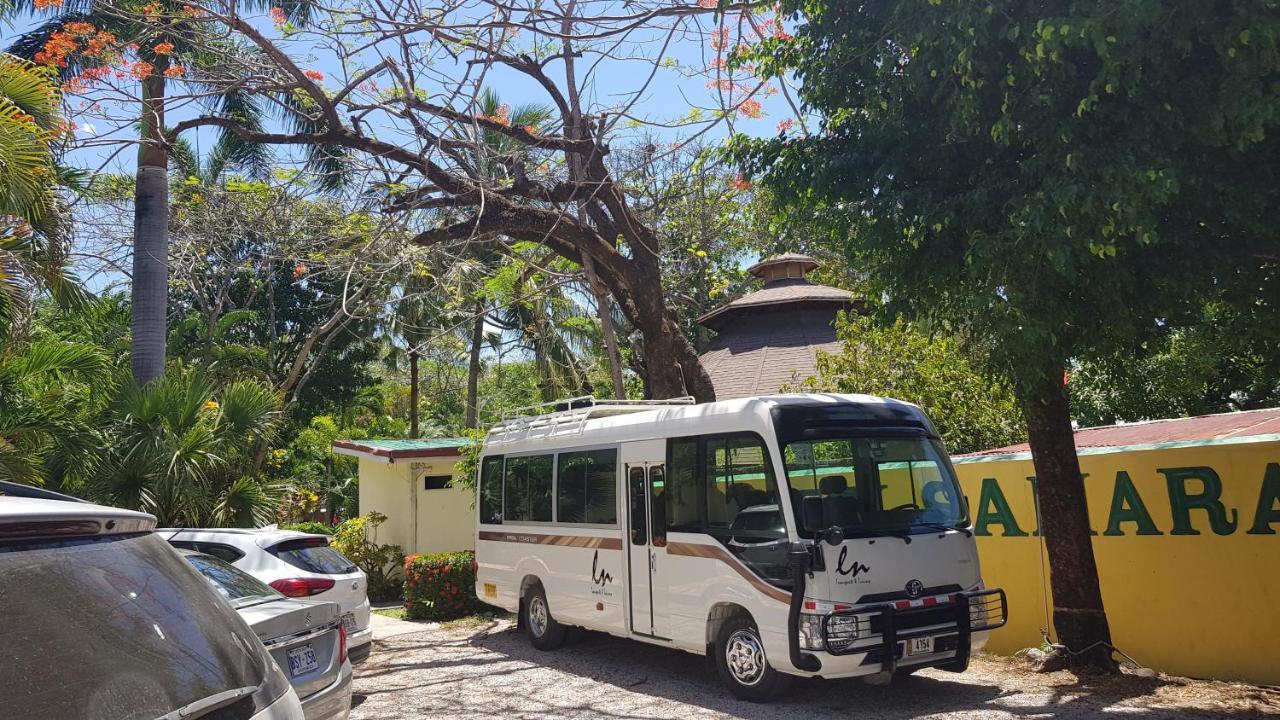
[732,0,1280,668]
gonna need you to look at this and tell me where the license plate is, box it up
[287,644,318,676]
[342,612,357,633]
[906,636,934,656]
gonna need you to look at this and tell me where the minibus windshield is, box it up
[783,436,968,537]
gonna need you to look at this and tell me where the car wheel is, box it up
[523,584,566,650]
[714,615,791,702]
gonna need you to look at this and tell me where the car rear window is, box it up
[270,537,358,575]
[187,553,281,609]
[0,532,282,720]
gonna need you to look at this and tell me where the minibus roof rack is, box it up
[488,395,696,440]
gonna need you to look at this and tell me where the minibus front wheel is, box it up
[714,615,792,702]
[522,583,567,650]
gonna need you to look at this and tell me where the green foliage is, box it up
[87,367,285,527]
[403,551,480,621]
[279,520,334,535]
[332,511,404,602]
[450,428,487,497]
[1071,302,1280,427]
[800,313,1025,454]
[732,0,1280,389]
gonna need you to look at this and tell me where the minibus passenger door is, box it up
[647,464,671,639]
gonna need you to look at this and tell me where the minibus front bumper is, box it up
[816,588,1008,673]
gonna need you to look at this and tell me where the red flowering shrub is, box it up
[403,551,480,621]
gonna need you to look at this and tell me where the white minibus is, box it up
[473,393,1006,701]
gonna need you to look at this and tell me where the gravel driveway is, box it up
[351,617,1278,720]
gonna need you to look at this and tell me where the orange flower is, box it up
[293,263,308,279]
[163,65,186,78]
[730,174,752,191]
[303,69,324,82]
[270,7,287,28]
[522,124,538,135]
[130,60,155,79]
[737,98,763,119]
[63,21,96,36]
[153,41,175,55]
[33,0,64,9]
[776,118,794,133]
[181,5,204,17]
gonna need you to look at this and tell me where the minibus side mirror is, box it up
[801,495,824,533]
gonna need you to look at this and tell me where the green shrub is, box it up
[403,551,480,621]
[332,511,404,602]
[279,521,333,535]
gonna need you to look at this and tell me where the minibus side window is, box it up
[628,466,647,546]
[666,439,701,532]
[479,455,504,524]
[504,454,553,522]
[705,435,783,539]
[557,449,618,524]
[649,465,666,547]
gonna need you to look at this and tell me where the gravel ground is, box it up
[350,617,1279,720]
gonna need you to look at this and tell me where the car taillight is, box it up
[338,621,348,664]
[269,577,335,597]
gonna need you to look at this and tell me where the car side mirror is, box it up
[801,495,824,533]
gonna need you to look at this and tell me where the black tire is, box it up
[523,584,567,651]
[714,615,792,702]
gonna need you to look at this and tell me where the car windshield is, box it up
[270,537,357,575]
[784,436,968,537]
[186,553,281,609]
[0,532,279,720]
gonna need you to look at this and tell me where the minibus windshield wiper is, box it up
[912,521,971,537]
[844,528,913,544]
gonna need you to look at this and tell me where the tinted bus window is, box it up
[557,449,618,524]
[480,455,504,524]
[505,454,553,522]
[666,438,700,532]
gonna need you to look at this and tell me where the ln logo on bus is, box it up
[590,550,614,598]
[834,546,871,586]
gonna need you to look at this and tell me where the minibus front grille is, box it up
[819,588,1008,673]
[857,584,962,605]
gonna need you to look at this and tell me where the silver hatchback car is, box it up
[182,550,353,720]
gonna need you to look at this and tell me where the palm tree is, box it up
[90,367,284,526]
[6,1,321,384]
[0,340,109,486]
[0,52,86,338]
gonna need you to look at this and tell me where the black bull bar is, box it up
[819,588,1008,672]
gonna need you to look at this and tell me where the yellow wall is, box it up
[953,437,1280,685]
[356,456,475,556]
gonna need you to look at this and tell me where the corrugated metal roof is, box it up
[961,407,1280,457]
[332,437,469,461]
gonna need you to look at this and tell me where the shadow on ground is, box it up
[350,619,1277,720]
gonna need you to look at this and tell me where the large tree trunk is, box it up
[130,70,169,384]
[582,254,625,399]
[1021,358,1116,671]
[465,302,484,428]
[626,261,714,402]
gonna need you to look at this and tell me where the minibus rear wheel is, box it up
[523,584,567,650]
[714,615,791,702]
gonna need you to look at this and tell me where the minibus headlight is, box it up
[798,614,824,651]
[825,614,859,652]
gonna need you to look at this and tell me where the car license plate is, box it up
[906,636,934,656]
[342,612,357,633]
[287,644,318,676]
